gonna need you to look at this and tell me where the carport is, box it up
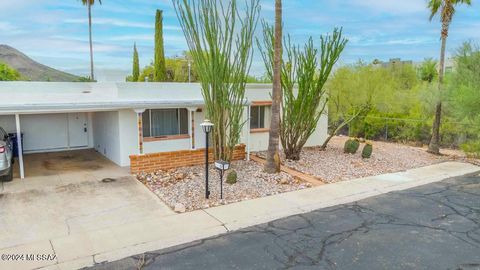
[0,82,207,179]
[1,112,93,179]
[0,82,121,179]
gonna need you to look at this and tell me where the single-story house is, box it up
[0,82,328,179]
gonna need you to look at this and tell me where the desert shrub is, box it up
[344,138,360,154]
[461,141,480,157]
[332,44,480,151]
[362,143,373,158]
[226,170,237,184]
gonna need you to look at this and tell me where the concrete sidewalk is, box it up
[1,161,478,270]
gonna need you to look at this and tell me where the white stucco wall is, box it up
[117,109,139,166]
[243,85,328,152]
[92,111,122,166]
[304,113,328,147]
[193,109,206,149]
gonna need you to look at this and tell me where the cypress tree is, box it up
[132,43,140,82]
[154,9,166,82]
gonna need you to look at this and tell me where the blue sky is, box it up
[1,0,479,78]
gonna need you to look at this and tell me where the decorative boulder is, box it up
[174,203,186,213]
[344,138,360,154]
[226,170,237,184]
[362,142,373,158]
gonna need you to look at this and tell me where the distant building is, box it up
[444,58,455,73]
[373,57,456,74]
[373,58,413,68]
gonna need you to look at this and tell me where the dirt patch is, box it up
[58,155,75,160]
[42,158,102,172]
[42,160,55,170]
[12,189,45,203]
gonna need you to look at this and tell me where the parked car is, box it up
[0,127,13,181]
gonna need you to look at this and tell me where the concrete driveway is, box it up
[94,174,480,270]
[0,150,174,268]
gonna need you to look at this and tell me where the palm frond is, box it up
[428,0,442,21]
[80,0,102,6]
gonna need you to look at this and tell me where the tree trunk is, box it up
[428,23,448,155]
[320,132,336,151]
[264,0,282,173]
[88,4,95,81]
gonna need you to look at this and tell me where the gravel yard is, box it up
[258,136,463,183]
[137,160,311,212]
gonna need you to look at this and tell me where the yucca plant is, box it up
[173,0,260,161]
[258,24,347,160]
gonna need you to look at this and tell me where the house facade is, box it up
[0,82,328,178]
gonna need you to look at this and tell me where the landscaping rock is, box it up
[260,136,461,183]
[174,173,186,181]
[279,177,289,185]
[137,160,305,212]
[174,203,186,213]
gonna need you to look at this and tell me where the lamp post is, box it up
[215,160,230,199]
[200,119,214,199]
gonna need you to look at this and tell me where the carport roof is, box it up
[0,82,265,114]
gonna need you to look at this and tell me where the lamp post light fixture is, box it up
[214,160,230,200]
[200,119,214,199]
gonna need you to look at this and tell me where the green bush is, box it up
[226,170,237,184]
[344,138,360,154]
[461,141,480,158]
[362,143,373,158]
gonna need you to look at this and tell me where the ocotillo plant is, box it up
[258,24,347,160]
[173,0,260,162]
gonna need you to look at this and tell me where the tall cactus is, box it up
[258,25,347,160]
[173,0,260,161]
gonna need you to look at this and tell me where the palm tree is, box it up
[81,0,102,81]
[264,0,282,173]
[427,0,471,154]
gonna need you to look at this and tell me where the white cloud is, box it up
[349,0,427,15]
[105,34,186,48]
[64,18,181,30]
[0,22,25,35]
[64,18,152,28]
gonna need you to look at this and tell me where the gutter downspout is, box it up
[15,114,24,179]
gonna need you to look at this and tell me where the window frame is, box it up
[142,108,190,141]
[250,101,272,133]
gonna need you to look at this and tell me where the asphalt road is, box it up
[90,174,480,270]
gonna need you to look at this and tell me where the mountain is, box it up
[0,45,81,82]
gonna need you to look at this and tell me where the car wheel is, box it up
[1,167,13,182]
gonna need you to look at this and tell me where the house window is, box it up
[142,109,189,138]
[250,105,270,130]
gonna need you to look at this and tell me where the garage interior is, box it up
[0,112,121,180]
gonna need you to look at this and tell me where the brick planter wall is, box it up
[129,144,246,174]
